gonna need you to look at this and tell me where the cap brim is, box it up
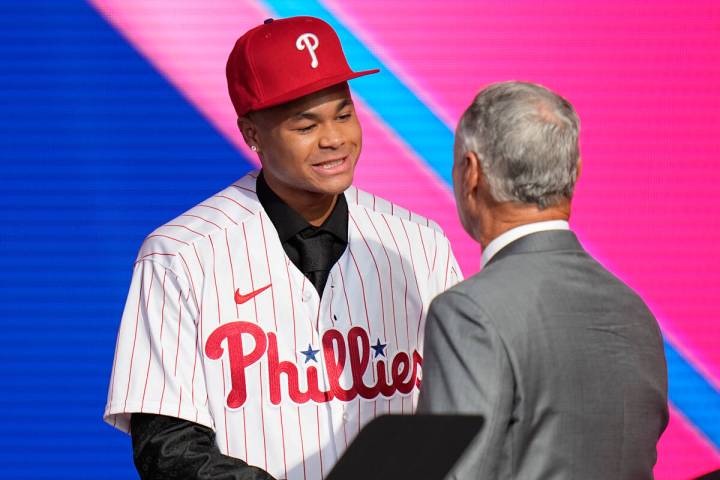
[248,69,379,114]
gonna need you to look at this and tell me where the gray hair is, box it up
[456,81,580,209]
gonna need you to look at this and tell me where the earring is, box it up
[251,145,257,152]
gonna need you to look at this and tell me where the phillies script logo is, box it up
[205,322,422,409]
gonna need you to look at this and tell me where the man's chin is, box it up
[309,172,354,196]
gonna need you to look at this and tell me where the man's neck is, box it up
[479,201,571,249]
[263,174,338,227]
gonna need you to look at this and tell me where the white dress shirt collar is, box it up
[481,220,570,267]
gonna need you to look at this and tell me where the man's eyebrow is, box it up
[292,111,321,121]
[334,98,353,112]
[291,99,354,120]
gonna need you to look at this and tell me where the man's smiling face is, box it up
[247,82,362,199]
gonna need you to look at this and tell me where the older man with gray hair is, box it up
[417,81,668,479]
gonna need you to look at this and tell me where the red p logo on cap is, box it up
[226,16,379,117]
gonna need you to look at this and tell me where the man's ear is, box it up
[576,156,583,182]
[237,116,261,152]
[462,151,482,200]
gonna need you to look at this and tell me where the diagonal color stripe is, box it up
[261,0,455,186]
[263,0,720,451]
[665,339,720,448]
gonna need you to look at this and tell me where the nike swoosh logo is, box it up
[234,284,272,304]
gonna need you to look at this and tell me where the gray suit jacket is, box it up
[417,230,668,479]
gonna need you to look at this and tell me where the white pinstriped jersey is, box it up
[105,171,461,480]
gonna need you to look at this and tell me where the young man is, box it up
[105,16,461,480]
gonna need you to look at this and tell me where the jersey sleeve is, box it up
[431,234,463,297]
[104,259,214,434]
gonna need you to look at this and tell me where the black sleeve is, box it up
[130,413,277,480]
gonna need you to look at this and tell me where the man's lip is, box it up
[312,156,347,166]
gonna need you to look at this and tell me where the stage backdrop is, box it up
[1,1,718,478]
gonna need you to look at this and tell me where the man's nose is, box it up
[318,123,344,149]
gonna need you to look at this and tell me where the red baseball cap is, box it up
[226,16,379,117]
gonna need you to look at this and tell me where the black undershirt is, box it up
[130,171,349,479]
[255,170,348,297]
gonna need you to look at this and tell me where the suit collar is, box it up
[484,230,583,267]
[481,220,570,266]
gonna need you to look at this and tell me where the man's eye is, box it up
[296,124,315,133]
[337,113,352,121]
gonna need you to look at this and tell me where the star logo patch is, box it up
[300,344,320,363]
[371,338,387,358]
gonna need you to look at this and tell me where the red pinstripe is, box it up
[241,223,259,318]
[177,387,183,418]
[157,271,169,414]
[358,212,398,417]
[284,259,298,355]
[380,215,411,415]
[348,247,372,343]
[281,252,307,480]
[443,244,451,288]
[123,267,151,411]
[199,204,238,226]
[350,214,386,339]
[146,234,190,246]
[314,298,322,334]
[348,243,377,416]
[337,264,353,325]
[278,405,288,480]
[209,237,232,456]
[242,222,269,470]
[181,213,222,229]
[166,223,204,237]
[221,359,231,456]
[194,270,205,427]
[416,224,431,273]
[381,215,409,351]
[173,290,184,376]
[192,244,205,277]
[328,270,336,326]
[431,230,439,273]
[191,321,199,423]
[399,222,425,345]
[259,213,287,476]
[225,230,239,319]
[136,252,175,263]
[299,275,319,345]
[259,214,279,332]
[214,194,253,214]
[177,252,200,320]
[316,406,324,479]
[364,210,399,348]
[232,184,256,194]
[108,319,122,426]
[258,363,269,472]
[297,408,308,480]
[239,401,248,461]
